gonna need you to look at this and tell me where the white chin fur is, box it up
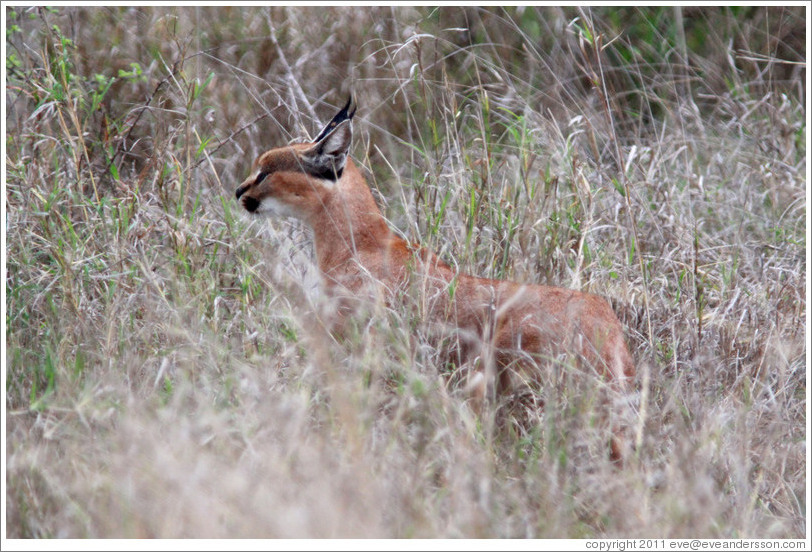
[256,198,297,218]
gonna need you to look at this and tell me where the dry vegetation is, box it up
[4,5,807,539]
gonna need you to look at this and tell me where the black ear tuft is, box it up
[314,96,356,143]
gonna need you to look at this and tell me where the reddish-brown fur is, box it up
[236,100,635,461]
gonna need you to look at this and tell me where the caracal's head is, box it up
[235,97,356,221]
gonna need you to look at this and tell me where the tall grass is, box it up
[5,6,806,538]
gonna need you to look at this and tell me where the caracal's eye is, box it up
[254,171,269,186]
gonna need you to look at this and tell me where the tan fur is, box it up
[236,103,635,462]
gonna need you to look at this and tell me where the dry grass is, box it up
[4,5,807,539]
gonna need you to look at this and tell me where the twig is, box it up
[578,8,654,352]
[264,10,320,129]
[189,112,272,173]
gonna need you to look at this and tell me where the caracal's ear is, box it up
[302,96,356,180]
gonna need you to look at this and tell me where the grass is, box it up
[4,5,807,539]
